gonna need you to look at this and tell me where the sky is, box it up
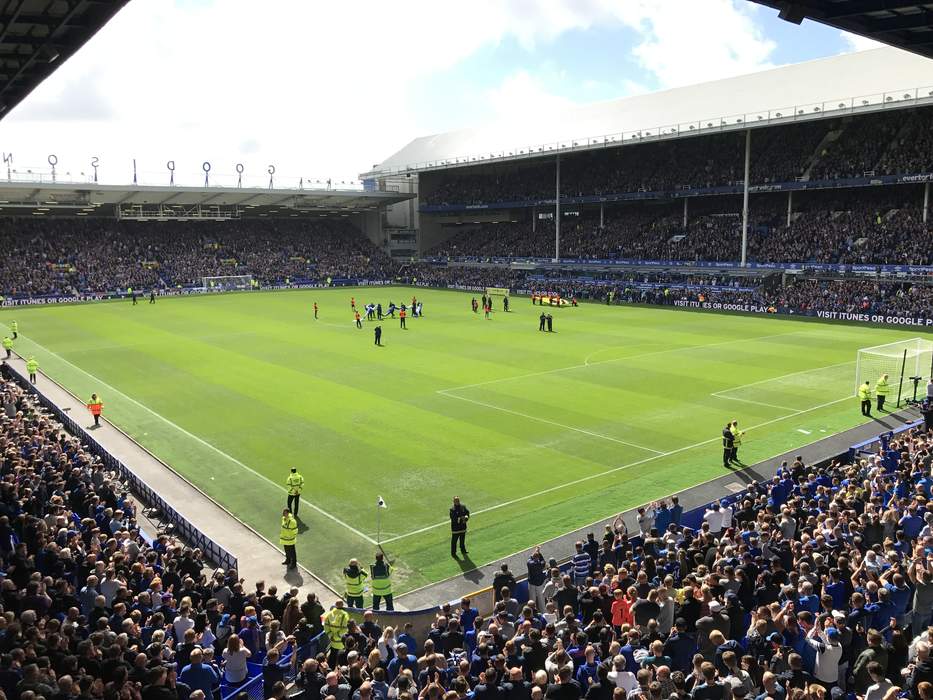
[0,0,883,188]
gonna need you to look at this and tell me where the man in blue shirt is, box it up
[663,619,697,673]
[179,649,219,697]
[386,642,417,681]
[526,548,548,612]
[574,646,600,687]
[458,597,479,632]
[654,502,672,535]
[867,587,898,631]
[670,497,683,528]
[397,623,418,656]
[882,571,913,625]
[900,507,925,540]
[823,570,847,610]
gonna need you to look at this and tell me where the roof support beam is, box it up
[0,0,28,46]
[820,0,929,20]
[860,9,933,33]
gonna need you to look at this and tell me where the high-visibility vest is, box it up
[87,398,104,416]
[279,515,298,546]
[858,385,871,401]
[344,568,367,597]
[322,608,349,649]
[286,473,304,495]
[370,562,392,596]
[10,322,17,333]
[730,425,742,446]
[26,358,38,373]
[1,337,11,350]
[875,378,889,396]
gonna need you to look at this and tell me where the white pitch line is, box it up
[443,329,806,394]
[711,359,855,395]
[709,394,800,412]
[5,329,377,545]
[437,389,665,455]
[381,394,853,544]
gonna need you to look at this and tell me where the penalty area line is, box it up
[445,329,806,393]
[382,394,852,544]
[6,330,377,545]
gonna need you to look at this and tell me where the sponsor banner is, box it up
[0,280,394,307]
[672,299,933,326]
[424,256,933,274]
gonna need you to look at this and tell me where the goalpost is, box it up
[855,337,933,406]
[201,275,254,292]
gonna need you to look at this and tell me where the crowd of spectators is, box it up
[421,107,933,207]
[0,220,393,298]
[424,194,932,267]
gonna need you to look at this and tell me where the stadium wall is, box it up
[355,209,384,247]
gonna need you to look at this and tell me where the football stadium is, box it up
[1,3,933,700]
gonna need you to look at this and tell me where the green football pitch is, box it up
[0,287,922,594]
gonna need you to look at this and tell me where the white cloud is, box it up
[0,0,781,182]
[610,0,777,88]
[486,70,576,122]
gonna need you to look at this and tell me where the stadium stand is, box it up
[421,193,932,266]
[0,220,393,298]
[0,204,929,322]
[419,107,933,208]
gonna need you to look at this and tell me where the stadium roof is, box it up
[0,181,413,219]
[0,0,128,120]
[368,47,933,177]
[751,0,933,59]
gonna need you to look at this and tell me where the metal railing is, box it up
[372,85,933,176]
[6,364,238,572]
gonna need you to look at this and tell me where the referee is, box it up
[449,496,470,558]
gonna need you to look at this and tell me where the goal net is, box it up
[201,275,254,292]
[855,337,933,405]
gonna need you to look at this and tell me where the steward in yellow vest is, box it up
[285,467,304,517]
[279,509,298,569]
[370,551,393,611]
[858,381,872,417]
[729,420,745,465]
[322,600,350,664]
[343,559,367,608]
[875,374,889,412]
